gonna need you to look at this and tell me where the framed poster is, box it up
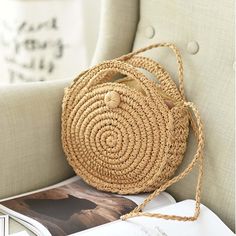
[0,215,8,236]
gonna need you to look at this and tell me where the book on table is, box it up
[0,176,233,236]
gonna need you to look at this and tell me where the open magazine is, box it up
[0,176,234,236]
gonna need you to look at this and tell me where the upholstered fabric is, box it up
[0,79,74,199]
[92,0,139,65]
[93,0,235,230]
[132,0,235,231]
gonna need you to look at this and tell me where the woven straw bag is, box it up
[61,43,204,221]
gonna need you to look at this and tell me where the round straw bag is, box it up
[62,43,204,221]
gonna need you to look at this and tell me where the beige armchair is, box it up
[0,0,234,233]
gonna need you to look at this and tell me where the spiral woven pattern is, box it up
[62,43,190,194]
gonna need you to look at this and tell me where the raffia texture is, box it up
[61,43,204,221]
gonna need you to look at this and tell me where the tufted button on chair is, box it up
[0,0,234,233]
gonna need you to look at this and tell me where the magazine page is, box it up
[0,177,82,236]
[73,200,234,236]
[0,208,48,236]
[0,215,8,236]
[11,232,30,236]
[0,177,175,236]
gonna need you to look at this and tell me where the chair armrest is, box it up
[0,79,74,199]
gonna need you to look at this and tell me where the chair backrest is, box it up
[92,0,235,230]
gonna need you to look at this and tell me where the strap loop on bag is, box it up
[118,43,185,100]
[121,102,204,221]
[125,56,184,103]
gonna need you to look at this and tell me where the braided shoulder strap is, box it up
[119,43,204,221]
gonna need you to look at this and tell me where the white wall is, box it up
[0,0,101,84]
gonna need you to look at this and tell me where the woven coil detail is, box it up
[62,43,204,221]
